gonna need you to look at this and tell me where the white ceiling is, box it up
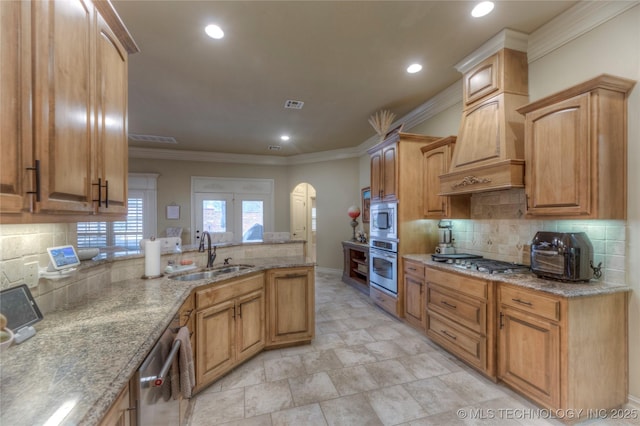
[114,0,578,157]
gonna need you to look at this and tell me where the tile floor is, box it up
[186,269,638,426]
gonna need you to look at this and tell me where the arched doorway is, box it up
[290,183,317,262]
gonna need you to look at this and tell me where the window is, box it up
[77,196,143,249]
[192,177,273,244]
[77,174,158,249]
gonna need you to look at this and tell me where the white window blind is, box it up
[77,197,144,250]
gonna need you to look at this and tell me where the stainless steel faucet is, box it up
[198,231,217,268]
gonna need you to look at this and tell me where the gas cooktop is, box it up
[453,258,530,275]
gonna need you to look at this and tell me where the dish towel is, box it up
[176,326,195,399]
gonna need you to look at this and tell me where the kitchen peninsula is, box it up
[0,246,315,426]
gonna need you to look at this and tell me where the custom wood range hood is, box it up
[440,30,530,196]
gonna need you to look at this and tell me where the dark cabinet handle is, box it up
[26,160,41,202]
[92,178,109,207]
[441,300,457,309]
[512,298,533,307]
[441,330,457,340]
[93,178,103,207]
[104,180,109,208]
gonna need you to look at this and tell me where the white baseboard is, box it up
[626,394,640,409]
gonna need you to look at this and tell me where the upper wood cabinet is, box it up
[421,137,469,218]
[517,74,636,219]
[0,1,32,215]
[94,11,130,215]
[368,132,440,203]
[0,0,138,223]
[463,48,528,107]
[369,141,398,202]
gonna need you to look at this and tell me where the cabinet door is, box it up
[99,382,131,426]
[196,300,235,387]
[0,1,31,216]
[524,93,590,216]
[464,52,499,106]
[370,150,383,202]
[498,306,560,408]
[423,146,448,217]
[32,0,95,214]
[95,13,128,215]
[236,289,265,363]
[267,268,314,346]
[404,275,425,329]
[381,144,397,201]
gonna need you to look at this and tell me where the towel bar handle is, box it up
[153,339,181,387]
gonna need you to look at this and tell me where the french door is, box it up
[194,193,268,244]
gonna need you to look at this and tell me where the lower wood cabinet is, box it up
[497,284,628,413]
[194,273,265,391]
[266,267,315,347]
[99,379,134,426]
[403,259,426,330]
[425,266,494,377]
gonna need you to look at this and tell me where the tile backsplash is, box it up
[449,189,626,285]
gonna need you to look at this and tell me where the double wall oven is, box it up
[369,202,398,295]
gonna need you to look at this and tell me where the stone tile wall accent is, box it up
[450,189,627,285]
[0,222,304,314]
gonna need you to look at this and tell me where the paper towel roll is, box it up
[144,239,161,278]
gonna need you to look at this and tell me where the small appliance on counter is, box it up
[530,231,598,282]
[435,220,455,254]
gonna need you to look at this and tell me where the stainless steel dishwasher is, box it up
[137,315,181,425]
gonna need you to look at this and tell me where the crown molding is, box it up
[128,145,363,165]
[527,1,639,63]
[129,82,462,166]
[455,28,529,74]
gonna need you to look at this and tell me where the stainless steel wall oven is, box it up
[369,239,398,295]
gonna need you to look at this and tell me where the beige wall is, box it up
[288,157,361,269]
[129,158,291,244]
[130,156,361,270]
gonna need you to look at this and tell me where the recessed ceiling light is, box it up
[205,24,224,39]
[280,135,290,141]
[407,64,423,74]
[471,1,494,18]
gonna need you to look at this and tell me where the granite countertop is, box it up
[0,256,314,426]
[403,254,630,297]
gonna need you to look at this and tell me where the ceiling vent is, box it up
[284,100,304,109]
[128,133,178,144]
[268,145,282,151]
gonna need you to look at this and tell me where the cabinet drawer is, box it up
[426,267,488,300]
[370,286,397,316]
[427,284,486,334]
[196,273,264,309]
[427,311,486,370]
[499,285,560,321]
[404,260,425,278]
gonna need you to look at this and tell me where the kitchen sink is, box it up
[169,264,254,282]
